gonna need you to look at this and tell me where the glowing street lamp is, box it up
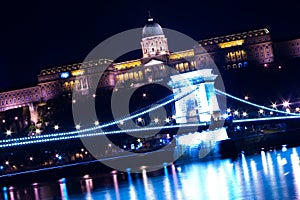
[35,129,41,134]
[120,121,124,125]
[75,124,81,130]
[244,96,249,100]
[154,118,159,123]
[259,109,264,114]
[272,103,277,109]
[283,101,290,107]
[54,125,59,130]
[165,118,170,123]
[270,111,274,115]
[242,112,247,117]
[234,110,239,116]
[94,120,99,126]
[142,93,147,98]
[296,107,300,112]
[226,108,231,113]
[2,119,5,123]
[286,108,291,113]
[6,130,12,136]
[137,117,143,122]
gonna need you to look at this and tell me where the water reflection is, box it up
[2,187,8,200]
[291,148,300,198]
[142,169,156,200]
[9,187,15,200]
[59,178,69,200]
[2,147,300,199]
[33,185,39,200]
[113,173,120,200]
[171,164,183,200]
[127,172,138,200]
[81,175,94,200]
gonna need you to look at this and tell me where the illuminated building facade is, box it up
[0,17,299,128]
[196,28,274,69]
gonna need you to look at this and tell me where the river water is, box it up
[1,146,300,200]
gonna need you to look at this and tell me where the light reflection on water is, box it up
[2,146,300,200]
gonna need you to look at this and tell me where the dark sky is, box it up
[0,0,299,91]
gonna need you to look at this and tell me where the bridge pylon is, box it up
[168,69,221,124]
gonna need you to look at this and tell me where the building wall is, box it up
[0,86,41,112]
[274,39,300,60]
[196,28,274,69]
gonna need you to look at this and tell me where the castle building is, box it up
[0,16,299,129]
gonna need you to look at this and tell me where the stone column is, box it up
[28,103,39,124]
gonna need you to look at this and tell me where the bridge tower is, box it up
[28,103,39,124]
[168,69,220,124]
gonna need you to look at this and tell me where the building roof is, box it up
[142,18,164,38]
[198,28,270,46]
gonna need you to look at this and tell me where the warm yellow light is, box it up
[71,69,85,76]
[169,50,194,60]
[218,39,244,48]
[114,60,141,70]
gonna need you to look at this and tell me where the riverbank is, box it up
[218,128,300,159]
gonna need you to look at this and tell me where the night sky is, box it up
[0,0,299,91]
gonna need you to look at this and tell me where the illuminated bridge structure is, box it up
[0,83,300,149]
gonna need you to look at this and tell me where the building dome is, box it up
[142,18,164,38]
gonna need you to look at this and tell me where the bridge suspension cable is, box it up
[1,87,197,145]
[215,89,300,116]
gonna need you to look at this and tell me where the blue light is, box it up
[60,72,70,79]
[0,166,3,170]
[58,156,62,160]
